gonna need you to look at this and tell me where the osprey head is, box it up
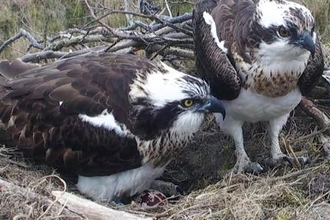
[255,0,316,63]
[129,63,225,140]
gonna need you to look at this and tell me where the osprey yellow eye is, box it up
[278,26,290,38]
[182,99,195,108]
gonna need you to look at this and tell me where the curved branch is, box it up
[0,28,44,53]
[20,48,104,63]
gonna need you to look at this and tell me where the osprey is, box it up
[0,53,225,201]
[193,0,324,173]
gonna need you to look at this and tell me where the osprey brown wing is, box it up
[212,0,261,61]
[193,0,241,100]
[298,35,325,95]
[0,53,161,176]
[0,58,40,79]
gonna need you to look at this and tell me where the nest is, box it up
[1,109,330,219]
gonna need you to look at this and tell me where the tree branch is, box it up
[20,48,105,63]
[0,28,44,53]
[52,191,151,220]
[298,97,330,158]
[0,4,194,63]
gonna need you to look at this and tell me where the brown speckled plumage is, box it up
[0,53,221,177]
[193,0,324,99]
[253,71,299,97]
[193,0,324,174]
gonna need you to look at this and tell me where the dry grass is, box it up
[154,167,329,220]
[1,157,330,219]
[0,147,72,218]
[1,109,330,219]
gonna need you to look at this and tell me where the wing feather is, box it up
[0,53,161,176]
[193,0,241,100]
[298,35,325,95]
[0,58,40,79]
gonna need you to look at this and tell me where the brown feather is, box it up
[193,0,241,100]
[0,53,166,176]
[0,58,40,79]
[298,35,325,95]
[194,0,324,99]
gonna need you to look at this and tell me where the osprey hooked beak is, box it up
[198,96,226,119]
[296,31,315,58]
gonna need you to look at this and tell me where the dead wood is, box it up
[299,97,330,129]
[299,97,330,158]
[52,191,152,220]
[0,1,194,65]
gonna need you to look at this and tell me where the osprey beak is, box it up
[297,31,315,58]
[199,96,226,119]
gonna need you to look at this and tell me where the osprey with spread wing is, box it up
[193,0,324,173]
[0,53,225,201]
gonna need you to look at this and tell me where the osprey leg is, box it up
[233,140,264,174]
[269,114,290,161]
[264,114,310,168]
[216,114,263,174]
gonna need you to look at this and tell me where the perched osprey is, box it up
[193,0,324,173]
[0,53,225,201]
